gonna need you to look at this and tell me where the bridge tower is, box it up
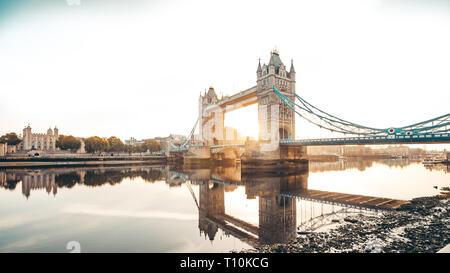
[198,85,224,145]
[256,49,296,142]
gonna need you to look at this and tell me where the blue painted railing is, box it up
[280,133,450,146]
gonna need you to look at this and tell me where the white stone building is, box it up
[22,125,59,151]
[125,137,143,146]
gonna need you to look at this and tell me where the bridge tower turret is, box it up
[256,49,296,143]
[23,124,32,150]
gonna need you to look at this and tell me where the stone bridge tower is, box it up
[256,49,296,142]
[198,86,224,146]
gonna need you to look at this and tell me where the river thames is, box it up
[0,159,448,253]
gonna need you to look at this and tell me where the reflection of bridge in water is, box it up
[0,163,411,248]
[160,164,410,248]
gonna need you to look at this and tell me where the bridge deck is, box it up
[210,86,257,111]
[281,133,450,146]
[281,189,410,210]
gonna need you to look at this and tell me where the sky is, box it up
[0,0,449,147]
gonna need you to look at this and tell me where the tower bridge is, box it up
[168,49,450,169]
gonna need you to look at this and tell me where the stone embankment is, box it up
[0,155,167,168]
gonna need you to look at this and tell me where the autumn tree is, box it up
[107,136,125,152]
[56,135,81,151]
[141,139,162,153]
[84,136,109,153]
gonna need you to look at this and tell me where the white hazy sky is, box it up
[0,0,449,145]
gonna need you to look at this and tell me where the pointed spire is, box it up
[268,48,282,67]
[290,59,295,73]
[257,58,262,72]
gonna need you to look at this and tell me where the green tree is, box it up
[0,133,21,145]
[84,136,109,153]
[56,135,81,151]
[107,136,125,152]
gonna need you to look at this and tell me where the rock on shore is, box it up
[241,196,450,253]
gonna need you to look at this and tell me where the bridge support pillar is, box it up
[241,144,307,174]
[183,146,212,167]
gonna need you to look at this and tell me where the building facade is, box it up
[0,143,6,156]
[22,125,59,151]
[0,143,19,156]
[7,145,16,154]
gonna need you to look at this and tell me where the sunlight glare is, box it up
[224,104,259,140]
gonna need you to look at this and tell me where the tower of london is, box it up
[22,125,59,151]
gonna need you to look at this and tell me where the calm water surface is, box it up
[0,159,448,252]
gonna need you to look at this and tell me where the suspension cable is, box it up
[273,87,450,137]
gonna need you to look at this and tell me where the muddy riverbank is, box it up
[242,193,450,253]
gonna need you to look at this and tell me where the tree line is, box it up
[0,132,162,154]
[56,135,162,154]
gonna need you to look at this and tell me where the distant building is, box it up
[155,134,187,146]
[124,137,144,146]
[0,143,19,156]
[22,124,58,151]
[307,145,343,156]
[224,126,246,141]
[168,134,187,144]
[0,143,6,156]
[7,145,16,154]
